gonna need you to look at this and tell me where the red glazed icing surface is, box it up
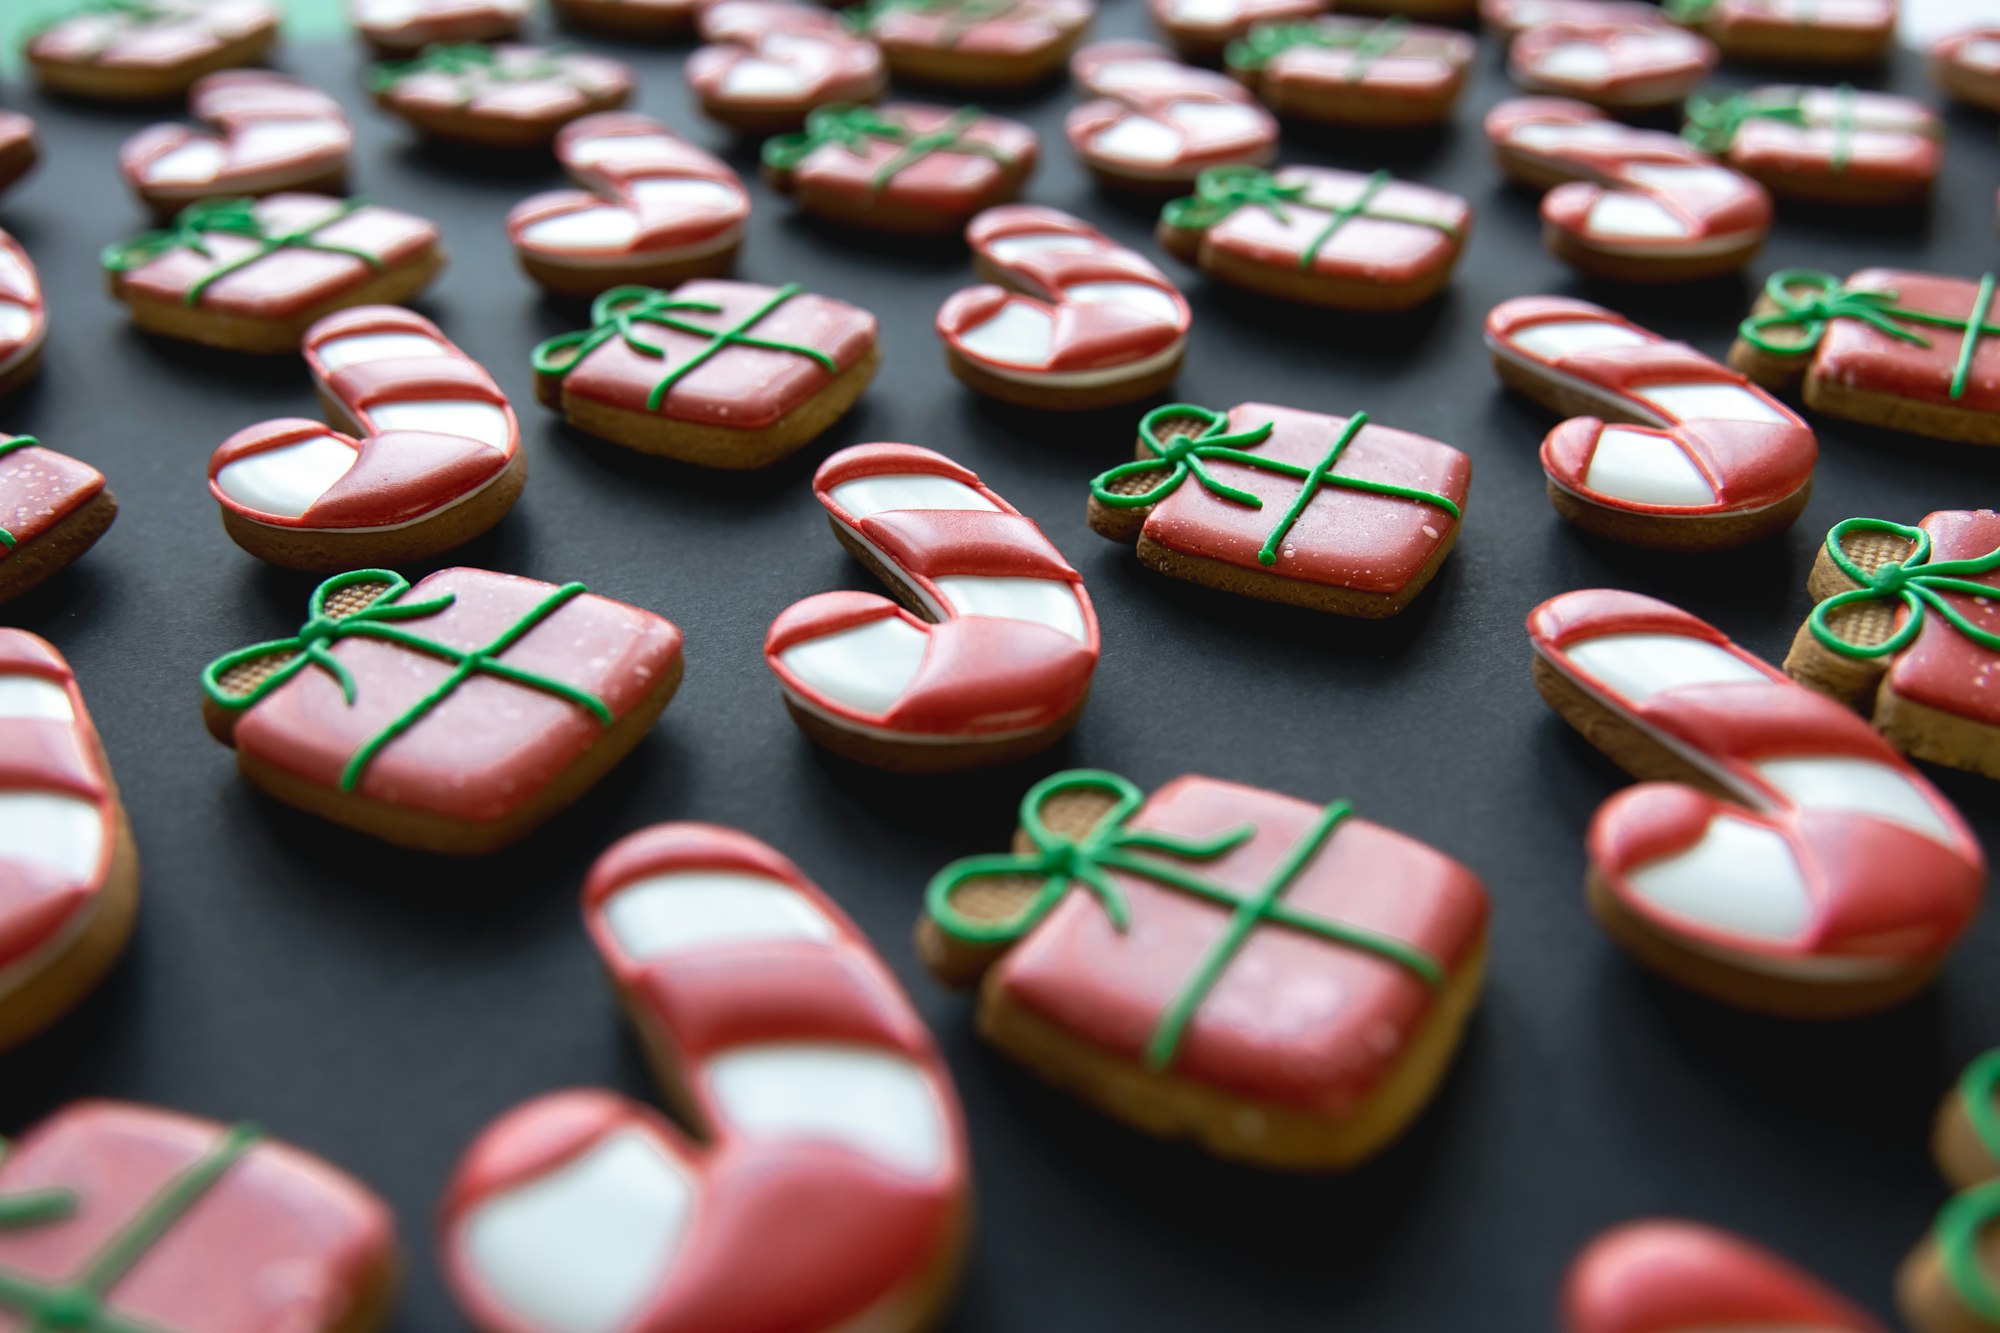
[230,567,682,823]
[558,279,876,428]
[0,438,106,563]
[689,2,884,111]
[1255,18,1475,101]
[784,102,1038,216]
[382,46,631,121]
[0,1100,395,1333]
[0,231,47,378]
[1696,0,1893,37]
[508,113,750,263]
[1146,0,1318,41]
[439,823,968,1333]
[1065,42,1274,178]
[120,72,350,204]
[1511,21,1717,99]
[1201,165,1470,286]
[996,774,1488,1112]
[28,0,276,69]
[1726,87,1939,189]
[0,631,113,974]
[113,193,440,319]
[350,0,528,48]
[867,0,1091,59]
[1814,268,2000,414]
[1883,509,2000,729]
[1561,1220,1885,1333]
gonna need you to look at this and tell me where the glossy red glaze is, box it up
[1721,87,1939,191]
[0,438,105,563]
[1812,268,2000,414]
[1181,164,1471,288]
[1880,510,2000,728]
[379,46,631,123]
[778,103,1038,217]
[1562,1219,1884,1333]
[1239,17,1475,103]
[509,113,750,265]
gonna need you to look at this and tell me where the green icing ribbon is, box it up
[0,436,36,553]
[1091,403,1460,570]
[762,104,1011,191]
[1808,517,2000,660]
[926,771,1442,1071]
[1683,84,1856,171]
[0,1122,261,1332]
[1224,15,1407,79]
[366,42,570,98]
[532,283,838,413]
[841,0,1019,45]
[101,197,382,307]
[1940,1180,2000,1322]
[1738,268,2000,401]
[1160,165,1458,272]
[1963,1050,2000,1164]
[201,569,613,793]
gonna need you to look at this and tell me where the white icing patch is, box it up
[780,615,929,716]
[721,57,806,95]
[602,870,835,958]
[1632,383,1791,426]
[1754,758,1959,848]
[958,302,1054,367]
[1064,281,1181,324]
[1562,633,1767,702]
[1626,814,1810,941]
[0,793,103,881]
[628,177,743,213]
[0,251,31,296]
[142,139,227,185]
[1623,163,1747,196]
[215,434,358,519]
[1535,42,1613,83]
[0,678,73,722]
[707,1044,949,1178]
[235,119,347,159]
[1510,319,1651,360]
[932,576,1088,642]
[522,205,638,250]
[1171,0,1236,20]
[1510,121,1630,151]
[563,135,669,168]
[0,305,30,342]
[985,233,1096,262]
[366,400,512,450]
[827,474,997,518]
[315,332,448,369]
[1965,38,2000,70]
[1587,193,1687,239]
[1092,58,1184,91]
[1584,426,1715,506]
[461,1129,693,1333]
[1091,115,1181,166]
[1168,100,1264,137]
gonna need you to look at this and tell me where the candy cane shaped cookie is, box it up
[689,2,887,137]
[1148,0,1319,61]
[1682,85,1940,206]
[0,112,39,198]
[368,45,635,149]
[508,113,750,298]
[1066,42,1276,191]
[26,0,279,102]
[0,632,138,1052]
[1486,295,1816,549]
[766,443,1099,770]
[938,205,1190,410]
[1487,98,1770,282]
[1511,19,1716,110]
[1669,0,1895,67]
[441,823,971,1333]
[1936,29,2000,114]
[349,0,527,53]
[0,435,117,606]
[1530,588,1986,1017]
[208,306,523,571]
[0,232,46,399]
[1565,1221,1884,1333]
[120,72,351,222]
[1224,17,1477,129]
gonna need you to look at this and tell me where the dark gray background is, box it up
[1,4,1996,1326]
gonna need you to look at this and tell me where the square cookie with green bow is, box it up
[1087,400,1470,616]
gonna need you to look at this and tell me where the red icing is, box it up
[380,46,632,124]
[688,2,883,114]
[1146,0,1317,42]
[229,567,682,823]
[865,0,1090,59]
[1878,510,2000,728]
[1485,294,1815,515]
[776,102,1038,218]
[1561,1220,1883,1333]
[0,437,106,561]
[352,0,525,49]
[440,823,969,1333]
[938,204,1190,377]
[1813,268,2000,415]
[1065,42,1275,180]
[119,71,349,208]
[1246,18,1475,102]
[1141,401,1469,595]
[1688,0,1893,38]
[0,1101,394,1333]
[1189,165,1470,288]
[1723,87,1939,191]
[28,0,277,69]
[1510,20,1716,102]
[0,230,46,378]
[996,774,1489,1112]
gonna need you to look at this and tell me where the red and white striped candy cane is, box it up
[120,71,350,219]
[1066,41,1275,187]
[688,1,885,133]
[0,231,43,398]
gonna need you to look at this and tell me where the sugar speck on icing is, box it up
[706,1043,950,1178]
[602,870,836,958]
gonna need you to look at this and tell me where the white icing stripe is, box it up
[932,575,1088,642]
[0,793,104,881]
[1065,281,1183,324]
[827,473,998,518]
[0,677,74,722]
[779,615,928,717]
[1753,758,1959,849]
[957,302,1053,368]
[706,1044,950,1178]
[1563,633,1767,701]
[985,233,1095,262]
[523,205,638,250]
[603,871,836,958]
[143,140,227,185]
[1587,193,1686,239]
[214,434,358,519]
[1583,426,1714,506]
[366,400,513,450]
[315,332,449,369]
[1511,319,1649,359]
[1626,814,1811,942]
[1630,382,1791,427]
[0,305,32,342]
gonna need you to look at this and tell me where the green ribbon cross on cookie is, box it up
[926,769,1442,1072]
[1740,269,2000,402]
[842,0,1020,44]
[367,42,571,98]
[101,197,383,307]
[1225,15,1407,79]
[762,104,1012,191]
[1682,84,1857,171]
[0,436,37,553]
[1161,165,1459,271]
[1808,517,2000,660]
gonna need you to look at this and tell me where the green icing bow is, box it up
[927,770,1442,1071]
[1934,1053,2000,1320]
[842,0,1019,43]
[1808,517,2000,660]
[762,104,1011,191]
[1225,15,1406,77]
[531,283,837,413]
[1683,84,1856,171]
[367,41,569,96]
[202,569,613,792]
[1161,165,1458,272]
[101,197,382,307]
[1090,403,1461,569]
[0,436,37,553]
[1739,268,2000,401]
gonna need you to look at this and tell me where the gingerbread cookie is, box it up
[1487,98,1770,282]
[102,195,446,354]
[1529,588,1985,1017]
[1511,20,1716,111]
[1904,1052,2000,1333]
[0,1101,398,1330]
[1935,29,2000,114]
[368,43,633,148]
[1933,1051,2000,1194]
[201,567,684,853]
[1339,0,1475,16]
[1481,0,1666,43]
[209,307,523,571]
[441,823,971,1333]
[1485,295,1816,549]
[0,231,47,399]
[1225,16,1476,128]
[120,72,351,222]
[767,443,1099,770]
[1667,0,1895,67]
[551,0,698,38]
[690,1,887,136]
[762,103,1037,236]
[0,436,117,606]
[1158,164,1469,311]
[938,205,1190,409]
[0,112,40,197]
[1148,0,1320,62]
[1564,1220,1884,1333]
[0,633,137,1050]
[1732,268,2000,446]
[1784,512,2000,780]
[533,280,878,467]
[26,0,279,102]
[1088,401,1468,616]
[1067,42,1275,191]
[509,114,749,297]
[919,769,1488,1167]
[846,0,1093,88]
[1682,85,1939,206]
[350,0,527,54]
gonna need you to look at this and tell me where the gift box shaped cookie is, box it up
[1224,16,1476,128]
[0,436,118,605]
[1681,85,1940,207]
[1667,0,1894,67]
[26,0,279,102]
[762,103,1038,236]
[368,43,634,148]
